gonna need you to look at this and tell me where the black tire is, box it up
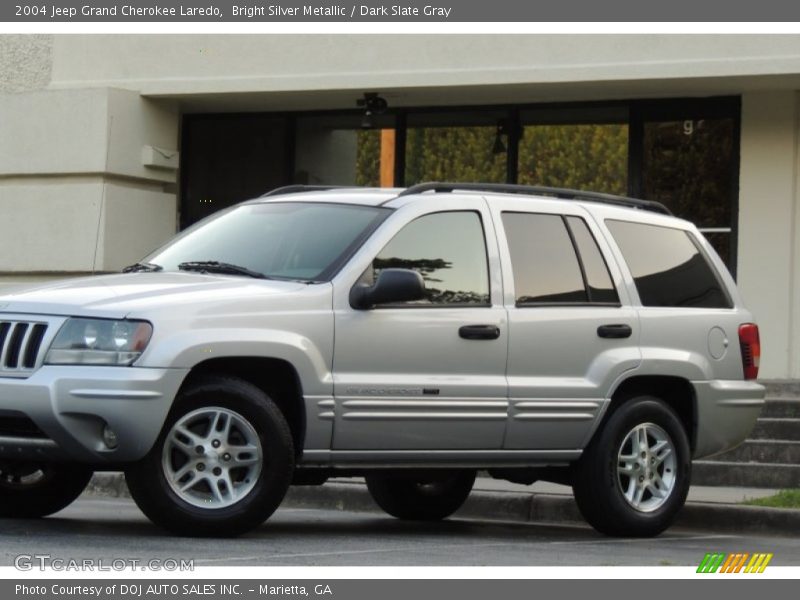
[572,396,691,537]
[125,375,294,537]
[0,461,93,518]
[365,470,476,521]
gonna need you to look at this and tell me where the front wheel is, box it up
[0,461,93,518]
[125,375,295,537]
[572,396,690,537]
[365,470,476,521]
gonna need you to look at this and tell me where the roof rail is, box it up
[395,182,672,216]
[260,185,345,197]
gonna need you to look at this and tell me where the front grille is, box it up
[0,414,47,439]
[0,320,48,374]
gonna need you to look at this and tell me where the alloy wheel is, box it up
[161,407,263,509]
[616,422,677,512]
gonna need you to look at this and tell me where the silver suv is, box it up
[0,183,765,537]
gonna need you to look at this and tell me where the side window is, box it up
[502,212,587,304]
[565,216,619,304]
[606,219,732,308]
[367,211,490,306]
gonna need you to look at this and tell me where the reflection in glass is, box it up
[405,126,505,186]
[566,216,619,304]
[295,116,393,187]
[148,202,389,282]
[642,118,735,266]
[502,213,587,304]
[518,124,628,194]
[606,220,731,309]
[369,212,490,305]
[356,129,395,187]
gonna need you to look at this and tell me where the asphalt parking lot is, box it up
[0,497,797,567]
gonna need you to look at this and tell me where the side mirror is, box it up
[350,268,426,310]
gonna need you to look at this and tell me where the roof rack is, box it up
[260,185,345,197]
[395,182,672,216]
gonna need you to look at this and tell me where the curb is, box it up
[84,473,800,537]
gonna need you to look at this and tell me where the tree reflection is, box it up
[372,257,489,305]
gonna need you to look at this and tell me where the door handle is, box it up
[597,324,633,339]
[459,325,501,340]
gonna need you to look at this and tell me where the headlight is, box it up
[45,318,153,366]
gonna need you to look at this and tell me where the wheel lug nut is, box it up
[195,446,204,455]
[197,463,206,471]
[641,452,646,458]
[213,467,222,476]
[223,453,231,462]
[638,476,644,482]
[212,440,221,448]
[634,463,640,469]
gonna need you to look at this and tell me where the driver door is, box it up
[331,201,508,451]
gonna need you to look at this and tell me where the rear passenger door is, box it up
[490,201,641,450]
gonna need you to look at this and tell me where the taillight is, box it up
[738,323,760,380]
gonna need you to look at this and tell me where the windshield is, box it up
[144,202,390,281]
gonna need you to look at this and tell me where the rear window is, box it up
[606,220,732,308]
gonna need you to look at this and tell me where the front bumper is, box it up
[693,379,766,459]
[0,365,188,464]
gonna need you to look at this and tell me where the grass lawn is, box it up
[743,489,800,509]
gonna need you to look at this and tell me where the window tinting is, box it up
[502,213,586,304]
[606,220,731,308]
[370,211,490,305]
[566,217,619,304]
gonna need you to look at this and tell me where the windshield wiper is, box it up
[178,261,267,279]
[122,262,163,273]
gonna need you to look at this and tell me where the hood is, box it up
[0,272,309,319]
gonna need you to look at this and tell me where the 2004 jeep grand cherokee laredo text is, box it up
[0,183,764,537]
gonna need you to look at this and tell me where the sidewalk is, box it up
[471,477,779,504]
[85,473,800,537]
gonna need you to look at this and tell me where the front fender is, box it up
[138,328,333,396]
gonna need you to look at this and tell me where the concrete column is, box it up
[793,93,800,380]
[0,87,180,276]
[737,91,799,379]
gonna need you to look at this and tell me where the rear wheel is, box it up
[572,396,690,537]
[125,375,294,537]
[365,470,476,521]
[0,461,93,518]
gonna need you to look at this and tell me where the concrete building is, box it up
[1,34,799,379]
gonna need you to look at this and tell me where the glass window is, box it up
[181,115,291,228]
[294,115,395,187]
[368,212,490,306]
[606,220,732,308]
[404,112,507,186]
[502,213,587,304]
[147,202,389,282]
[518,123,628,195]
[566,217,619,304]
[642,117,736,266]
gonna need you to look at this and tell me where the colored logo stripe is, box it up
[721,553,749,573]
[697,553,725,573]
[745,553,773,573]
[697,552,772,573]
